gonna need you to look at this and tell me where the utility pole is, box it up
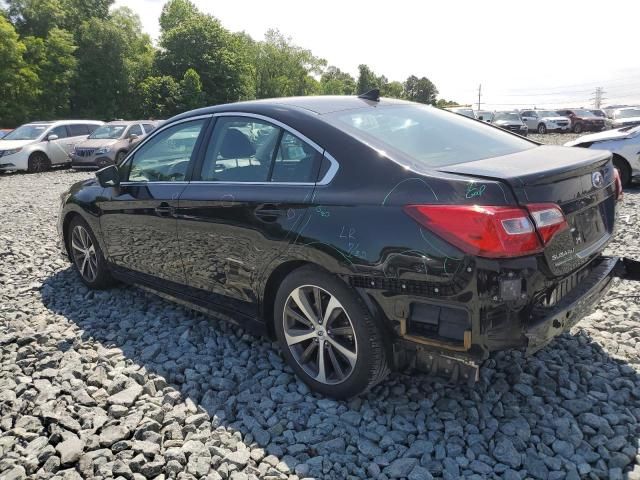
[592,87,606,109]
[477,84,482,112]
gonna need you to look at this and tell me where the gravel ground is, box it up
[2,157,640,480]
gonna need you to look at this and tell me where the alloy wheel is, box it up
[283,285,358,385]
[31,154,47,172]
[538,123,547,134]
[71,225,98,283]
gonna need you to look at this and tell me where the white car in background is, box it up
[564,125,640,186]
[520,110,572,134]
[445,106,476,119]
[607,107,640,130]
[0,120,103,173]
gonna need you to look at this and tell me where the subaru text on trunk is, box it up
[57,92,640,398]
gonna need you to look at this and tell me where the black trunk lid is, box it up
[439,145,616,275]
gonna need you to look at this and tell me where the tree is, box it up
[138,75,180,119]
[24,27,76,119]
[156,7,253,105]
[436,98,461,108]
[404,75,438,105]
[382,80,403,99]
[320,66,356,95]
[356,64,379,94]
[0,15,38,126]
[179,68,204,111]
[159,0,198,31]
[253,29,326,99]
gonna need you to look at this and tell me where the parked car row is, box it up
[0,119,159,173]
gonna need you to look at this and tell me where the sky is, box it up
[114,0,640,110]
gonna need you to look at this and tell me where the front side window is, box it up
[49,125,68,139]
[327,105,535,169]
[200,117,280,182]
[272,132,322,183]
[126,119,205,182]
[128,124,143,137]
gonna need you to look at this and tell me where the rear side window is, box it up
[271,132,322,183]
[67,124,89,136]
[200,117,280,182]
[142,123,156,133]
[326,105,536,169]
[128,124,143,136]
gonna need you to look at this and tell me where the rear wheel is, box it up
[613,156,631,187]
[68,216,115,289]
[27,152,50,173]
[537,123,547,134]
[573,123,583,134]
[274,266,389,398]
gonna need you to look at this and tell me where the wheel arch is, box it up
[611,152,632,186]
[61,211,83,258]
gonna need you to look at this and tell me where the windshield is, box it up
[615,109,640,119]
[493,112,521,122]
[89,125,126,139]
[537,111,560,117]
[3,124,48,141]
[572,109,595,117]
[326,105,535,168]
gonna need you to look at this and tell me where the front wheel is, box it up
[274,266,389,398]
[68,216,115,289]
[537,123,547,134]
[573,123,583,134]
[27,152,50,173]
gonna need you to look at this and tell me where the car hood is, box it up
[564,126,640,146]
[612,116,640,124]
[76,138,120,148]
[0,139,36,149]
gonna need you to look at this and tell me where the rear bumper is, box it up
[525,256,640,354]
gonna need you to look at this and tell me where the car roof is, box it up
[103,120,158,126]
[24,120,103,127]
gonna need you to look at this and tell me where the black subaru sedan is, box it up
[57,93,637,398]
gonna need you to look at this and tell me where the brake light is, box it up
[614,168,623,201]
[405,203,568,259]
[526,203,568,244]
[404,205,542,258]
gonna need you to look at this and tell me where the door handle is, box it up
[155,203,172,216]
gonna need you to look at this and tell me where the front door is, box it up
[98,118,209,284]
[176,115,322,316]
[45,125,73,164]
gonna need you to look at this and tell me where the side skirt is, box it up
[110,267,268,337]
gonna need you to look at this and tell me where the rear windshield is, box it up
[325,105,535,168]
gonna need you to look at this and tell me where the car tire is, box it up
[27,152,50,173]
[274,265,389,398]
[613,157,631,187]
[68,216,116,289]
[115,150,127,164]
[573,123,583,134]
[537,123,547,134]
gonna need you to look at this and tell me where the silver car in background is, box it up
[520,110,571,134]
[70,120,159,169]
[606,107,640,130]
[565,125,640,186]
[445,106,476,119]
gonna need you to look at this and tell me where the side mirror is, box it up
[96,164,120,187]
[47,134,59,141]
[128,134,139,143]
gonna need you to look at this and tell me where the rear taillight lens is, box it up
[526,203,568,244]
[404,203,568,259]
[614,168,623,201]
[404,205,542,258]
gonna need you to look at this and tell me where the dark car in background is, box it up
[57,93,635,398]
[491,111,528,136]
[556,109,605,133]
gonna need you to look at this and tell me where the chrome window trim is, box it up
[116,111,340,186]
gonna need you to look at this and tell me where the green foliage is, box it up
[159,0,198,31]
[179,68,204,111]
[320,66,356,95]
[253,29,326,99]
[436,98,461,108]
[381,81,404,99]
[356,64,379,94]
[138,75,180,119]
[404,75,438,105]
[0,15,38,126]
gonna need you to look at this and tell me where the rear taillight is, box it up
[404,203,568,259]
[526,203,568,244]
[614,168,623,201]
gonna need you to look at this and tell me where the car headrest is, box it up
[219,128,255,159]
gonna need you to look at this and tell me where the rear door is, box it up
[99,117,209,283]
[440,145,616,276]
[176,114,322,316]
